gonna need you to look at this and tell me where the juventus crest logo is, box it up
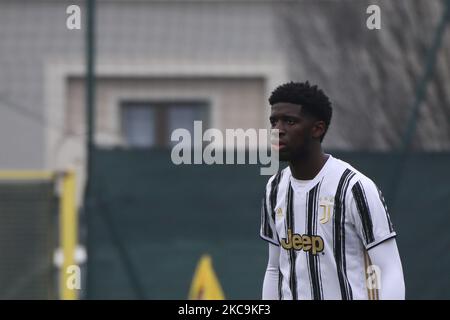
[319,196,334,224]
[276,207,283,218]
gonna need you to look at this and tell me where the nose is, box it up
[274,122,286,136]
[271,127,285,142]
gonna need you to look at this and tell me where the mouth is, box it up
[271,141,287,150]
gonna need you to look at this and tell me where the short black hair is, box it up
[269,81,332,142]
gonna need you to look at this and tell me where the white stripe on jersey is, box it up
[260,154,396,300]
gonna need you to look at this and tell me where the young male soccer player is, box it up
[260,81,405,300]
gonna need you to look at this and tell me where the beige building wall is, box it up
[60,76,271,203]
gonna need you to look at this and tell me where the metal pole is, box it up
[84,0,96,299]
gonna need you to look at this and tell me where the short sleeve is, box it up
[260,176,279,246]
[349,177,396,250]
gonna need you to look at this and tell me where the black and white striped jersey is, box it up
[260,154,396,300]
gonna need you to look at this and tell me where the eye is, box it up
[287,119,295,125]
[270,119,276,127]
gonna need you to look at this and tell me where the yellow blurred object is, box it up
[188,255,225,300]
[60,170,78,300]
[0,171,54,180]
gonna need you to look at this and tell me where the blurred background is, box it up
[0,0,449,299]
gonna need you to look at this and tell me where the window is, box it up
[121,101,209,148]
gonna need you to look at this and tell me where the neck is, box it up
[289,146,329,180]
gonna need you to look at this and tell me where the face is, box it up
[269,102,325,162]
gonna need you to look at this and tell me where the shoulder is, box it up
[332,157,382,201]
[331,156,380,192]
[264,167,291,191]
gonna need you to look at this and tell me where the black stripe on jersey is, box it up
[261,172,284,246]
[278,267,283,300]
[352,181,375,244]
[286,183,298,300]
[377,187,394,233]
[314,180,324,299]
[333,168,355,300]
[306,182,323,300]
[316,247,324,298]
[270,172,283,222]
[262,195,273,239]
[305,188,314,298]
[261,196,267,236]
[260,195,279,246]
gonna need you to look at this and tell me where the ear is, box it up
[311,120,326,140]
